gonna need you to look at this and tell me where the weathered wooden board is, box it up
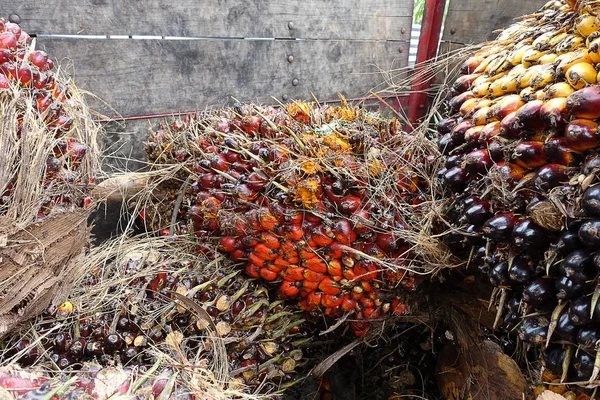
[37,38,408,117]
[5,0,414,40]
[442,0,549,45]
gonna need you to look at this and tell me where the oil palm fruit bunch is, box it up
[143,100,448,337]
[1,240,314,395]
[0,17,98,221]
[437,0,600,386]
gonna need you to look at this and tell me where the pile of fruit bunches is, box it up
[437,0,600,385]
[144,100,443,336]
[0,18,95,219]
[1,247,317,396]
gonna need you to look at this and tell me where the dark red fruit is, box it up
[463,149,492,175]
[533,164,567,191]
[482,214,516,241]
[513,141,546,169]
[583,156,600,174]
[512,218,548,250]
[582,186,600,217]
[515,99,544,130]
[543,137,576,166]
[564,119,599,151]
[443,166,467,191]
[437,118,458,134]
[463,201,492,226]
[560,249,595,283]
[522,278,555,305]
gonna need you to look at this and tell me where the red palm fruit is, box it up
[351,209,371,234]
[0,48,14,64]
[363,307,382,319]
[219,236,237,253]
[459,97,481,116]
[306,291,323,308]
[351,321,370,337]
[463,149,492,175]
[443,166,468,191]
[299,247,317,260]
[198,172,216,189]
[492,94,525,120]
[285,224,304,241]
[564,119,599,151]
[327,259,343,277]
[499,111,521,138]
[273,256,290,267]
[240,115,261,135]
[353,262,379,281]
[533,164,568,191]
[247,170,268,191]
[147,273,167,293]
[281,266,305,281]
[361,243,385,259]
[0,31,17,50]
[449,91,475,112]
[390,300,407,316]
[248,252,267,267]
[339,195,361,215]
[280,280,300,297]
[259,233,281,249]
[360,281,374,292]
[319,277,342,295]
[322,294,344,308]
[340,295,357,312]
[324,242,345,259]
[283,253,300,264]
[254,243,278,260]
[480,121,501,142]
[513,141,547,169]
[539,97,568,128]
[360,297,375,308]
[259,267,278,281]
[303,269,326,282]
[302,280,320,291]
[343,266,357,280]
[492,162,525,183]
[464,125,485,144]
[258,208,278,230]
[241,236,259,248]
[304,257,328,273]
[515,99,544,130]
[453,73,480,93]
[543,138,577,165]
[567,85,600,119]
[265,263,284,274]
[16,65,32,86]
[460,56,480,74]
[451,119,474,141]
[332,219,356,245]
[231,249,246,261]
[311,225,334,247]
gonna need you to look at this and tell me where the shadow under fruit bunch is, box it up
[144,99,447,337]
[437,0,600,387]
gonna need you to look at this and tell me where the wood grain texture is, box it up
[5,0,414,40]
[442,0,549,45]
[36,38,408,117]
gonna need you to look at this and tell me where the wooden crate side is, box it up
[37,38,408,117]
[5,0,414,40]
[442,0,548,45]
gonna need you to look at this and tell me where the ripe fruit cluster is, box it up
[0,17,94,220]
[3,248,313,394]
[144,101,438,336]
[438,0,600,384]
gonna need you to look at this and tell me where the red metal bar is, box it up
[407,0,447,128]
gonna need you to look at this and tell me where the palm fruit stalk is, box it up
[436,0,600,387]
[1,237,314,396]
[142,100,450,337]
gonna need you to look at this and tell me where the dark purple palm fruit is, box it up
[512,218,549,251]
[554,311,578,340]
[508,257,535,285]
[518,315,549,344]
[560,250,596,283]
[568,296,592,326]
[581,186,600,217]
[522,278,555,306]
[578,219,600,246]
[482,213,517,242]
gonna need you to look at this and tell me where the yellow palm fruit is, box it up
[472,74,491,87]
[576,14,599,37]
[508,43,532,65]
[472,107,496,126]
[500,75,519,93]
[556,49,592,76]
[556,34,585,54]
[549,31,570,48]
[486,55,512,76]
[585,31,600,47]
[472,81,492,97]
[538,53,559,64]
[566,62,597,89]
[520,87,546,101]
[529,64,557,90]
[533,32,556,51]
[507,64,527,78]
[587,37,600,63]
[459,98,482,116]
[517,65,543,89]
[474,51,505,74]
[596,69,600,84]
[522,48,549,67]
[544,82,576,99]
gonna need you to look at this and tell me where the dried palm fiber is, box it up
[0,17,101,338]
[430,0,600,392]
[1,234,317,398]
[131,98,459,337]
